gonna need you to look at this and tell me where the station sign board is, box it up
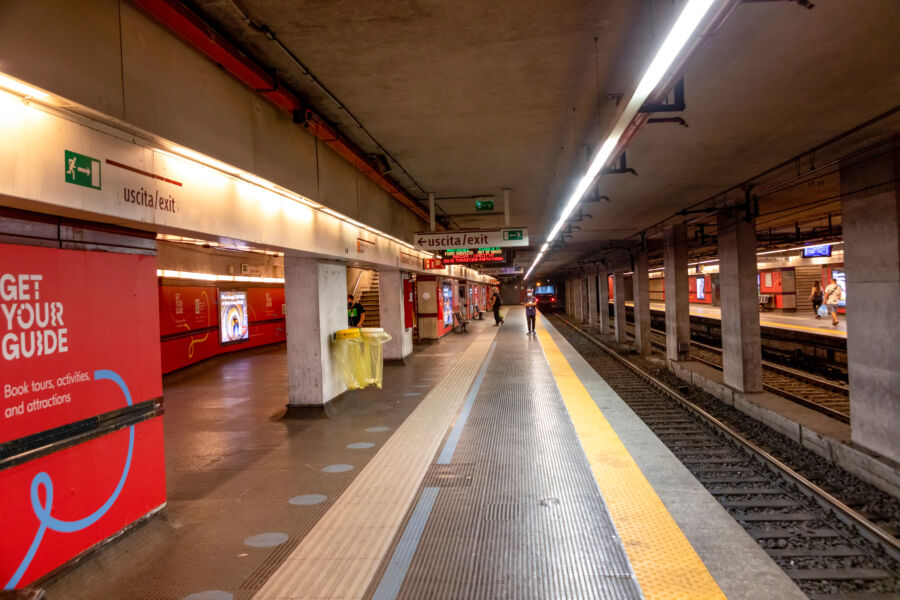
[441,247,506,265]
[479,266,524,276]
[414,228,528,251]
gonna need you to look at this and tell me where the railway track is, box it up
[606,317,851,422]
[550,315,899,599]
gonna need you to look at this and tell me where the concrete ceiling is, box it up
[187,0,900,276]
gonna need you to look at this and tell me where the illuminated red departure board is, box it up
[442,247,506,265]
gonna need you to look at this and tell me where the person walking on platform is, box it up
[348,294,366,327]
[524,289,537,335]
[809,280,824,318]
[823,277,843,326]
[490,288,504,326]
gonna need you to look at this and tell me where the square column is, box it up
[613,271,627,343]
[378,269,413,361]
[573,278,585,322]
[565,279,573,316]
[717,211,762,393]
[664,224,691,362]
[598,271,610,335]
[284,254,349,409]
[841,139,900,462]
[586,272,598,327]
[632,251,651,355]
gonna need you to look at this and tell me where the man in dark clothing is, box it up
[490,289,504,326]
[524,290,537,335]
[348,294,366,327]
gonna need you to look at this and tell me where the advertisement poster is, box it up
[696,277,705,300]
[441,283,454,327]
[219,290,249,344]
[0,242,165,589]
[1,243,162,443]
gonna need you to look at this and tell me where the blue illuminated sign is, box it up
[802,244,831,258]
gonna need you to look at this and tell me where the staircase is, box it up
[358,271,381,327]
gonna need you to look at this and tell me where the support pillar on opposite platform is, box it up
[613,271,627,343]
[598,271,610,335]
[573,278,585,322]
[632,251,651,355]
[586,270,598,327]
[841,138,900,463]
[664,224,691,362]
[717,211,762,393]
[284,254,348,412]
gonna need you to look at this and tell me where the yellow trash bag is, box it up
[360,327,393,389]
[333,328,365,390]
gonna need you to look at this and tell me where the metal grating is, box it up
[391,318,642,600]
[423,463,475,488]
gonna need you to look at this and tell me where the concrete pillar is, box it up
[378,269,412,361]
[613,271,627,343]
[284,254,348,409]
[598,271,610,335]
[573,278,584,322]
[841,139,900,463]
[717,211,762,393]
[586,271,598,327]
[565,279,572,316]
[664,224,691,362]
[632,251,651,355]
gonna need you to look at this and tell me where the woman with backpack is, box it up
[809,281,824,318]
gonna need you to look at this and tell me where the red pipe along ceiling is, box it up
[131,0,432,223]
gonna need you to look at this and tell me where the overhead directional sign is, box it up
[479,266,524,276]
[414,228,528,250]
[475,200,494,211]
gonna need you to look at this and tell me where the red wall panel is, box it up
[1,417,165,588]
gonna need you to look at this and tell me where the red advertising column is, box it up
[1,243,165,589]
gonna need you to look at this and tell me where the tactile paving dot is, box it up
[182,591,233,600]
[289,494,327,505]
[365,426,390,433]
[244,532,289,548]
[347,442,375,449]
[321,464,353,473]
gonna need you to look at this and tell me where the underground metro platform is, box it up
[1,0,900,598]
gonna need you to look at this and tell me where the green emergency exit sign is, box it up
[65,150,101,190]
[503,229,524,241]
[475,200,494,211]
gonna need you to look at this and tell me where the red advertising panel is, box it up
[248,287,285,322]
[424,258,443,270]
[157,286,216,337]
[1,243,162,443]
[403,279,414,329]
[1,417,166,588]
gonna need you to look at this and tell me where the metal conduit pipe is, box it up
[130,0,433,224]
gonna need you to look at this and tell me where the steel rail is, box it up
[557,316,899,557]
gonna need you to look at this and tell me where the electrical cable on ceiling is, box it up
[220,0,435,205]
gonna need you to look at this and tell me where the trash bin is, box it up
[332,328,365,390]
[359,327,392,388]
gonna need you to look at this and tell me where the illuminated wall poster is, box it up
[219,290,249,344]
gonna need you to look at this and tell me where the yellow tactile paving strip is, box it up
[535,316,727,600]
[252,329,498,600]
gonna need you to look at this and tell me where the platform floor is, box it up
[44,309,804,600]
[637,300,847,338]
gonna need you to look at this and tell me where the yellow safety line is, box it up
[535,316,726,600]
[759,320,846,337]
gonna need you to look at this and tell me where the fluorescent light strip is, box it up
[0,73,51,100]
[528,0,718,276]
[156,269,285,284]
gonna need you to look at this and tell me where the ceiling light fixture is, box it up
[525,0,719,281]
[0,73,51,100]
